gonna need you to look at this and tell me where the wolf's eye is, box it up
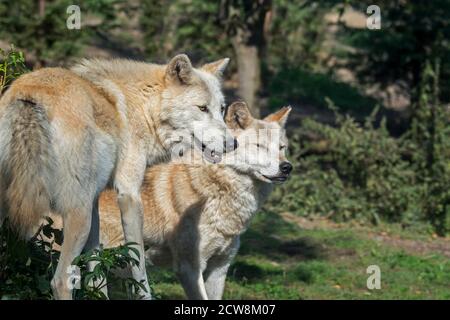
[221,105,226,114]
[198,105,209,113]
[280,145,286,151]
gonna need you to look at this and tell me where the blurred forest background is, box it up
[0,0,449,299]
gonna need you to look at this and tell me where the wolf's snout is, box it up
[280,161,293,175]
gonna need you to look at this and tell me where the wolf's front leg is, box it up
[115,154,151,300]
[204,238,240,300]
[203,259,232,300]
[117,191,151,299]
[177,260,209,300]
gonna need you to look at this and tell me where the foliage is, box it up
[268,86,449,234]
[0,217,147,300]
[0,218,60,299]
[0,0,123,66]
[72,242,148,300]
[339,0,450,104]
[408,59,450,236]
[140,0,232,63]
[269,106,419,224]
[268,0,333,70]
[0,46,28,93]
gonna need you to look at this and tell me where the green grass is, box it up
[143,210,450,300]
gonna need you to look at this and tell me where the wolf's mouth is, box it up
[262,175,288,183]
[203,148,222,164]
[193,136,223,164]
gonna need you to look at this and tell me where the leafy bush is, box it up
[0,218,147,300]
[0,0,124,67]
[268,95,449,234]
[0,46,28,93]
[269,106,418,223]
[72,242,147,300]
[0,218,58,299]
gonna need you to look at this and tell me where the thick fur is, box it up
[0,55,232,299]
[0,99,56,237]
[96,102,292,299]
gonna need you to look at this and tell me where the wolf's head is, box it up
[224,101,292,184]
[160,54,237,163]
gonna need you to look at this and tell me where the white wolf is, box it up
[97,101,292,299]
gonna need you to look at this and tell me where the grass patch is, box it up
[142,211,449,299]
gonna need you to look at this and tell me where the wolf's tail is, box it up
[0,99,56,238]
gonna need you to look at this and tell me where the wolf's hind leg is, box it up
[51,205,92,300]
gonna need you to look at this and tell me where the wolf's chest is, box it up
[198,189,258,253]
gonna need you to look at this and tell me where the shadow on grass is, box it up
[239,210,325,260]
[229,210,327,282]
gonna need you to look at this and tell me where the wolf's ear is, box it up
[201,58,230,78]
[264,106,292,127]
[225,101,253,130]
[166,54,193,84]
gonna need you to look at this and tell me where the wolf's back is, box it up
[0,98,55,238]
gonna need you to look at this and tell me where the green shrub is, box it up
[72,241,148,300]
[0,218,58,299]
[0,46,28,93]
[267,97,449,234]
[0,218,146,300]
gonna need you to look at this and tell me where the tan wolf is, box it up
[97,101,292,299]
[0,54,236,299]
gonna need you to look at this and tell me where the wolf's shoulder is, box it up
[70,58,164,81]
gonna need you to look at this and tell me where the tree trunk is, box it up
[220,0,272,118]
[232,36,261,117]
[38,0,46,17]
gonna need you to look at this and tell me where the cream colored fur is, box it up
[96,102,292,299]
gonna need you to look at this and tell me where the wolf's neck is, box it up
[143,103,175,166]
[209,166,274,235]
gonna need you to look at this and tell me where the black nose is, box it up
[223,138,239,153]
[280,161,293,174]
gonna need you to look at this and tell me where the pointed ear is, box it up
[225,101,253,130]
[201,58,230,78]
[165,54,193,84]
[264,106,292,127]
